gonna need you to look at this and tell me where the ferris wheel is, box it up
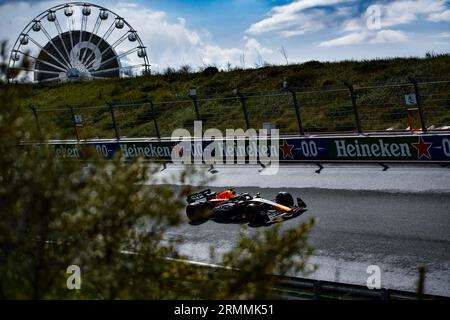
[8,2,150,83]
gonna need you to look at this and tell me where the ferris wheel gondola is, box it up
[8,2,150,83]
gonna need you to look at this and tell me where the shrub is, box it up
[202,66,219,76]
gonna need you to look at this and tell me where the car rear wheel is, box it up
[186,203,210,222]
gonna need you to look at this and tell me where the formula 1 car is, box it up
[186,188,307,224]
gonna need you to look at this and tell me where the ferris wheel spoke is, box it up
[18,50,68,73]
[88,47,139,71]
[85,32,128,67]
[26,35,69,71]
[102,21,117,43]
[67,15,75,54]
[82,48,102,69]
[82,55,95,70]
[53,17,73,68]
[78,15,89,61]
[80,17,87,42]
[38,23,72,69]
[39,75,64,82]
[90,63,146,75]
[16,67,62,75]
[111,32,129,49]
[82,20,115,68]
[69,29,74,53]
[80,15,101,64]
[70,15,75,31]
[92,15,102,35]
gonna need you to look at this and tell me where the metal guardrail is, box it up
[161,257,449,300]
[272,275,448,300]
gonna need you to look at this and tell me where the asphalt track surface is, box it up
[149,164,450,296]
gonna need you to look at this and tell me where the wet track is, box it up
[149,164,450,296]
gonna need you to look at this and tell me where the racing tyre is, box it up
[245,203,263,224]
[186,203,209,222]
[275,192,294,207]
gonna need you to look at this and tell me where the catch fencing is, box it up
[27,78,450,141]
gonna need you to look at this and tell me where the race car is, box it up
[186,188,307,224]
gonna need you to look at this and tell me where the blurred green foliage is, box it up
[0,42,316,299]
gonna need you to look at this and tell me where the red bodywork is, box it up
[210,189,237,206]
[215,189,237,200]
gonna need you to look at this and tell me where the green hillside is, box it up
[12,54,450,139]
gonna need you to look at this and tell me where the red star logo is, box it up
[280,140,294,159]
[412,137,432,160]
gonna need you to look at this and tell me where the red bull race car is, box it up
[186,188,307,225]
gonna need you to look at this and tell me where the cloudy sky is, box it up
[1,0,449,72]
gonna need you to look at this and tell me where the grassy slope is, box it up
[15,55,450,139]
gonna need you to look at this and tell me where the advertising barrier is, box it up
[50,134,450,163]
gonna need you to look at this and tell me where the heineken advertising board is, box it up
[280,135,450,161]
[50,134,450,163]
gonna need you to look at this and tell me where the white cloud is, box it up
[318,29,408,47]
[247,0,450,48]
[427,10,450,22]
[247,0,350,37]
[116,2,278,71]
[319,32,366,47]
[433,32,450,38]
[244,36,273,55]
[317,0,449,47]
[376,0,448,27]
[374,29,409,43]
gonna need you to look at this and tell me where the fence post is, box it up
[29,105,41,132]
[188,88,201,121]
[416,266,426,300]
[283,81,304,136]
[68,105,80,141]
[106,101,120,140]
[408,77,427,133]
[234,88,251,130]
[147,98,161,140]
[313,281,321,300]
[380,288,390,300]
[344,82,363,134]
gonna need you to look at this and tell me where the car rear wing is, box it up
[187,189,213,203]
